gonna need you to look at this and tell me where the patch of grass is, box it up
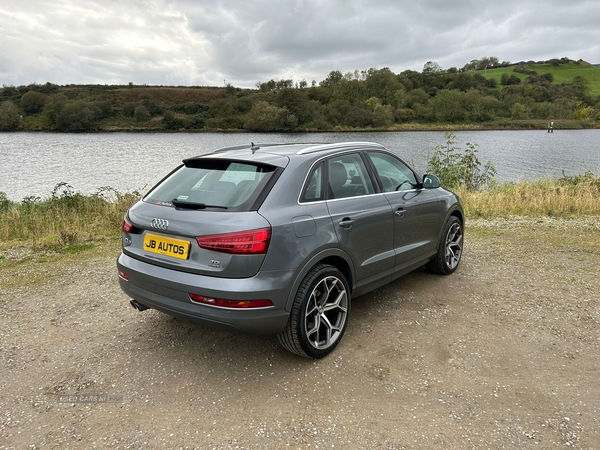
[458,173,600,218]
[0,184,140,252]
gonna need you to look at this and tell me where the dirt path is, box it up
[1,217,599,449]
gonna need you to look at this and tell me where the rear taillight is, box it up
[189,294,273,309]
[121,216,133,233]
[196,228,271,254]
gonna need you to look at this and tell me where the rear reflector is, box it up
[118,270,130,280]
[189,293,273,309]
[196,228,271,254]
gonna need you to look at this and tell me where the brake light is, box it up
[189,294,273,308]
[121,216,133,233]
[196,228,271,254]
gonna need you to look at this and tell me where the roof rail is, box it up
[296,142,386,155]
[210,142,296,154]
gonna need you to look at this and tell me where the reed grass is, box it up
[1,174,599,254]
[0,186,140,252]
[457,173,600,218]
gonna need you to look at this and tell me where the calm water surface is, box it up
[1,130,599,201]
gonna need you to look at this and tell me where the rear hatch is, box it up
[122,157,285,278]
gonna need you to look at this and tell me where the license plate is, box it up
[143,233,190,260]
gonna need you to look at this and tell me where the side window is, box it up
[368,152,417,192]
[327,154,375,199]
[300,162,324,202]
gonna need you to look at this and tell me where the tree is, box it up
[501,74,521,86]
[571,76,590,99]
[55,101,101,131]
[463,90,501,122]
[244,101,295,131]
[511,102,528,119]
[446,73,476,92]
[372,104,393,128]
[403,88,429,108]
[423,61,443,74]
[162,111,185,130]
[365,96,380,111]
[365,67,401,105]
[429,90,465,122]
[0,101,20,130]
[574,105,593,121]
[324,100,374,128]
[320,70,344,88]
[20,91,48,114]
[276,88,314,125]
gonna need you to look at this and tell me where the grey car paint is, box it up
[117,142,463,357]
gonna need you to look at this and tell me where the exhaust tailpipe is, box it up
[130,300,149,311]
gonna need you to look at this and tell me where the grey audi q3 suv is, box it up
[117,142,464,358]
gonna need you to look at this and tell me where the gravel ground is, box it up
[1,217,599,449]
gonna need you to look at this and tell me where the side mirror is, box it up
[422,174,441,189]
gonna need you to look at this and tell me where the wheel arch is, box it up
[284,249,354,312]
[450,207,464,226]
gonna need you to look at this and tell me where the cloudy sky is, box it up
[1,0,598,88]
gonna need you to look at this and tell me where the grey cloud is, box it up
[0,0,598,88]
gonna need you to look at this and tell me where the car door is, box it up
[325,153,395,292]
[366,151,441,274]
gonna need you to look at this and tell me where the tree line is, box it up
[1,57,598,132]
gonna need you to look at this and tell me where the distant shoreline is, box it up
[9,120,600,133]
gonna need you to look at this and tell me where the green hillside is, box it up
[1,58,599,132]
[476,62,600,96]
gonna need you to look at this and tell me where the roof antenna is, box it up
[251,142,260,153]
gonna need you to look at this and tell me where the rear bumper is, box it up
[117,252,293,335]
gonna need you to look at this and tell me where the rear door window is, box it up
[144,160,277,210]
[327,153,375,199]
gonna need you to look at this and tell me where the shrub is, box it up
[511,102,528,119]
[55,101,101,131]
[134,105,150,122]
[372,104,393,127]
[428,132,496,191]
[0,191,13,210]
[20,91,48,114]
[162,111,185,130]
[122,102,137,117]
[244,101,287,131]
[0,101,21,130]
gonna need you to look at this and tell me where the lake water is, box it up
[1,130,599,201]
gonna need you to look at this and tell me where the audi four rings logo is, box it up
[151,218,169,230]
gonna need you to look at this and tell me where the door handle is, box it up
[395,208,406,218]
[338,217,354,229]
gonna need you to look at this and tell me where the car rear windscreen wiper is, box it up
[171,199,228,210]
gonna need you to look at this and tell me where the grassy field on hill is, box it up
[477,62,600,96]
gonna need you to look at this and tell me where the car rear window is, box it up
[144,160,278,210]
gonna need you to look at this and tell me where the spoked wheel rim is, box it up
[445,222,463,270]
[304,275,348,351]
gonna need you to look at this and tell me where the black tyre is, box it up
[278,264,350,358]
[426,216,463,275]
